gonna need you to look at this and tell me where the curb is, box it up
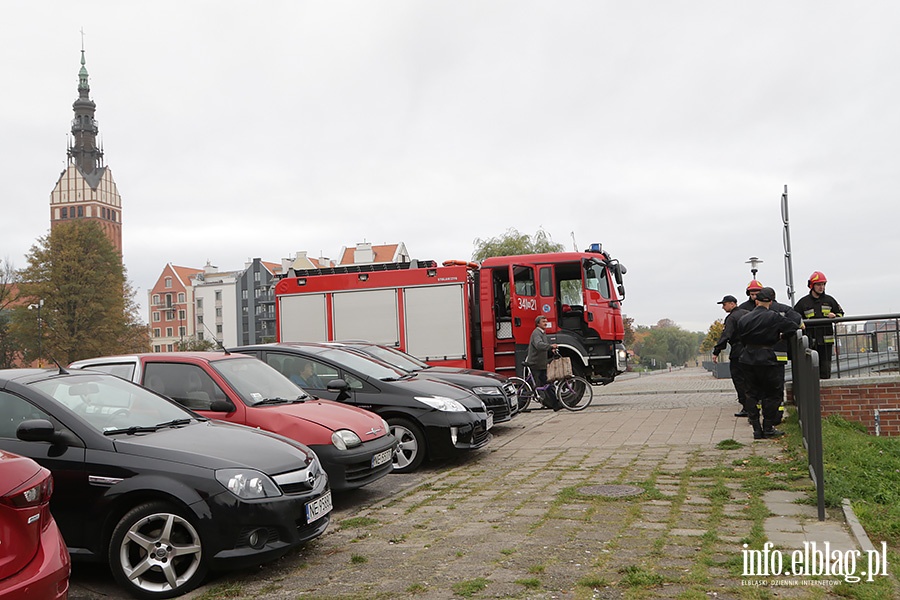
[841,498,876,554]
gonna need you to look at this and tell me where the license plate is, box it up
[371,448,392,468]
[486,411,494,430]
[305,490,333,523]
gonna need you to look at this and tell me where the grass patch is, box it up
[406,582,427,593]
[339,516,379,530]
[499,548,515,555]
[716,438,744,450]
[192,582,244,599]
[451,577,490,597]
[527,564,545,574]
[350,554,367,564]
[514,577,541,589]
[617,564,665,587]
[577,575,609,588]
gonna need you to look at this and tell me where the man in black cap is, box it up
[737,287,801,439]
[712,295,750,417]
[759,287,802,426]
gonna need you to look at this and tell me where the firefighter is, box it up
[793,272,844,379]
[737,287,798,439]
[761,287,802,425]
[738,280,764,312]
[711,295,750,417]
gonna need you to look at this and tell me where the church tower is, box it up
[49,48,123,254]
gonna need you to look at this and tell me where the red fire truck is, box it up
[274,244,628,385]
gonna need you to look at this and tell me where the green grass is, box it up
[451,577,490,597]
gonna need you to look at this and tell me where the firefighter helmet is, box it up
[746,280,764,295]
[808,271,827,288]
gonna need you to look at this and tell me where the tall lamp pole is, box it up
[746,256,764,281]
[29,299,44,367]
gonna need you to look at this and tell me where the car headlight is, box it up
[216,469,282,499]
[332,429,362,450]
[415,396,466,412]
[382,418,391,435]
[472,386,502,396]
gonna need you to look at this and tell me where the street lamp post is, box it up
[28,299,44,367]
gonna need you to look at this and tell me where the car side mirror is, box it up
[326,379,351,402]
[208,400,235,413]
[16,419,81,446]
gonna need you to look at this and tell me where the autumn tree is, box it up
[11,221,148,365]
[622,314,635,348]
[0,258,18,368]
[631,320,702,369]
[700,320,725,353]
[472,228,564,261]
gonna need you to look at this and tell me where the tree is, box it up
[700,320,725,353]
[178,337,216,351]
[631,320,702,369]
[11,221,149,365]
[472,228,564,261]
[0,258,18,368]
[622,314,635,348]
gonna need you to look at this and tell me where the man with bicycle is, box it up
[526,315,562,411]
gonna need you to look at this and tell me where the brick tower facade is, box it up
[49,49,122,254]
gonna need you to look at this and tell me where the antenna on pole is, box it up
[570,231,578,252]
[781,184,796,306]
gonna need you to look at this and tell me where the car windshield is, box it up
[355,345,428,371]
[211,357,309,406]
[29,372,195,434]
[316,348,407,379]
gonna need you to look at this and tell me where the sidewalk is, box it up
[70,368,886,599]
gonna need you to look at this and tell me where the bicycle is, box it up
[508,364,593,412]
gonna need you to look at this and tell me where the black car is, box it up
[232,343,492,473]
[0,368,332,600]
[334,341,519,422]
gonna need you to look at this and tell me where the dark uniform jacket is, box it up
[793,292,844,346]
[712,308,749,359]
[738,299,756,312]
[737,306,799,366]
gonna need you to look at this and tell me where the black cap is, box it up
[717,295,738,305]
[755,288,775,302]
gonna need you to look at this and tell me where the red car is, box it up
[0,449,70,599]
[70,352,397,491]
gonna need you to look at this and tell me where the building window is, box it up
[197,298,203,309]
[166,294,173,307]
[166,310,175,321]
[242,289,248,300]
[178,292,185,303]
[61,207,68,218]
[215,308,222,317]
[77,206,84,217]
[198,332,204,341]
[152,294,160,305]
[215,290,222,301]
[152,312,160,322]
[178,310,186,321]
[153,345,161,353]
[179,326,186,337]
[165,277,172,289]
[166,327,173,337]
[216,325,223,334]
[254,270,260,282]
[197,315,203,324]
[167,344,173,352]
[153,328,160,338]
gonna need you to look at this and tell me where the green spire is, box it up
[78,49,89,93]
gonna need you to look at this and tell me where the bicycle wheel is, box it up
[555,376,593,411]
[508,377,538,411]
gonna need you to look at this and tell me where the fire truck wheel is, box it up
[388,417,425,473]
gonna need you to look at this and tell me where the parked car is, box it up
[0,449,70,600]
[232,343,493,473]
[0,368,332,599]
[334,341,519,422]
[69,353,397,491]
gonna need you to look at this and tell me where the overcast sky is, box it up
[3,1,899,333]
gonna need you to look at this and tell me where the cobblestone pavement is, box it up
[70,368,885,599]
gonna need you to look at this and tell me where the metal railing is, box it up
[825,314,900,378]
[788,329,825,521]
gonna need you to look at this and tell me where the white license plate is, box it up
[486,411,494,430]
[305,490,333,523]
[371,448,392,468]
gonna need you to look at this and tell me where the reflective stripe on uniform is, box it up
[775,352,788,362]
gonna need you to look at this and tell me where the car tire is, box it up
[108,501,208,599]
[388,417,426,473]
